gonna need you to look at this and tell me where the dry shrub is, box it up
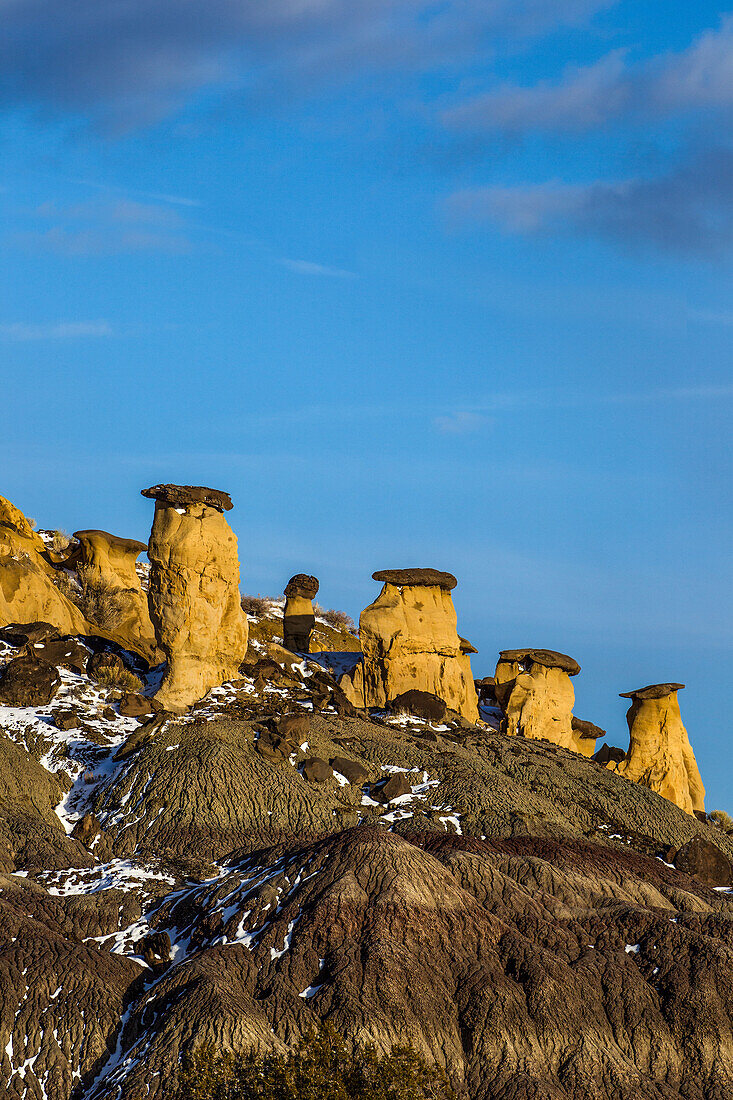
[241,594,275,617]
[710,810,733,835]
[53,570,79,601]
[51,529,71,553]
[321,607,356,632]
[93,664,143,692]
[74,565,130,630]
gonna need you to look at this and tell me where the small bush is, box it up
[53,570,80,601]
[51,529,72,553]
[321,608,356,633]
[241,594,275,617]
[710,810,733,835]
[74,566,131,630]
[93,664,143,693]
[173,1022,455,1100]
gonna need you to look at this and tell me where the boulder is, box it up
[616,684,705,816]
[330,757,369,785]
[341,569,478,721]
[118,693,157,718]
[374,773,411,803]
[277,712,311,742]
[389,690,447,722]
[52,709,81,731]
[494,649,580,750]
[87,650,128,681]
[672,838,732,887]
[0,655,60,706]
[0,622,59,647]
[142,484,248,711]
[283,574,319,653]
[32,637,90,674]
[302,757,332,783]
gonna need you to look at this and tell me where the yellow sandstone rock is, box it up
[68,530,158,661]
[616,683,705,817]
[494,648,580,749]
[142,484,248,711]
[0,500,86,635]
[341,568,478,721]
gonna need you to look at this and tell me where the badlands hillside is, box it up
[0,484,732,1100]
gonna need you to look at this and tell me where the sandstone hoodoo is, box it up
[341,567,478,721]
[616,683,706,817]
[493,648,580,750]
[283,573,319,652]
[142,483,248,710]
[571,716,606,757]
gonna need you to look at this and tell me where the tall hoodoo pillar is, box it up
[494,648,581,749]
[141,484,248,711]
[616,683,705,816]
[342,567,478,721]
[283,574,319,653]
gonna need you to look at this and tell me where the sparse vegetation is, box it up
[710,810,733,835]
[241,594,276,617]
[92,664,143,692]
[173,1023,455,1100]
[51,529,72,553]
[57,565,130,629]
[320,607,356,633]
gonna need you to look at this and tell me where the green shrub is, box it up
[173,1023,455,1100]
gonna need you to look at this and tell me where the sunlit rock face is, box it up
[142,484,248,711]
[617,683,705,816]
[342,568,478,721]
[493,648,581,750]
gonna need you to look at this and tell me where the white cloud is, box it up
[433,410,492,434]
[279,258,357,278]
[0,321,114,340]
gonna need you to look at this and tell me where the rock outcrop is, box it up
[616,683,705,816]
[142,484,248,711]
[494,648,580,749]
[68,529,158,660]
[0,499,87,636]
[571,716,606,757]
[283,574,319,653]
[341,568,478,721]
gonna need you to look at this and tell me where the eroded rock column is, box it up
[283,574,319,653]
[616,683,705,816]
[493,648,580,749]
[342,568,478,721]
[142,484,248,710]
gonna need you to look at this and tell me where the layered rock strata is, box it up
[283,573,319,653]
[142,484,248,710]
[494,648,580,749]
[341,568,478,720]
[616,683,705,816]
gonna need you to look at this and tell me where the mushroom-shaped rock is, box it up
[68,529,158,660]
[0,498,87,637]
[341,569,478,721]
[570,716,606,758]
[615,683,705,816]
[283,573,319,653]
[142,484,248,711]
[494,648,581,750]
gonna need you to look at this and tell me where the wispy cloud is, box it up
[12,196,196,256]
[443,15,733,136]
[447,148,733,257]
[278,257,357,279]
[0,320,114,341]
[0,0,616,129]
[433,410,492,434]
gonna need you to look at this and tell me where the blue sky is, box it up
[1,1,731,808]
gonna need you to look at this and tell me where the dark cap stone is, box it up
[372,568,457,590]
[499,648,581,676]
[284,574,320,599]
[571,716,606,739]
[620,683,684,700]
[141,485,233,511]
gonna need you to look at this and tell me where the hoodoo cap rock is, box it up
[620,683,685,700]
[499,648,581,676]
[372,568,458,590]
[73,530,147,555]
[141,485,234,512]
[284,574,320,599]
